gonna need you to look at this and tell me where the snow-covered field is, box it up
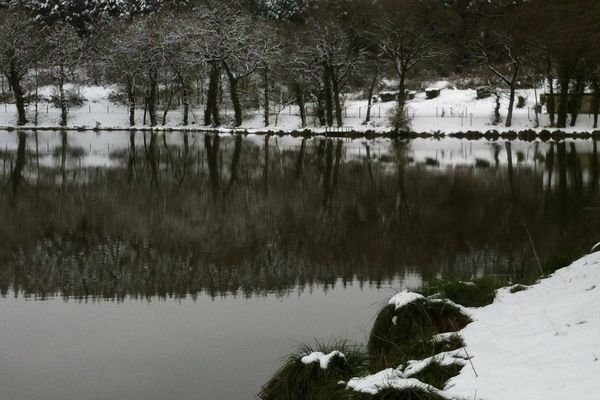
[1,85,598,134]
[340,252,600,399]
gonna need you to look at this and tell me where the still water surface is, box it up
[1,131,599,399]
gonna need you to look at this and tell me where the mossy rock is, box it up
[367,299,471,369]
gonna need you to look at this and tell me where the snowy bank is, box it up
[444,252,600,400]
[3,85,600,136]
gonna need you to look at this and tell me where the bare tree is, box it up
[99,20,146,126]
[314,20,361,127]
[0,8,42,125]
[44,23,85,126]
[370,0,445,115]
[478,32,523,128]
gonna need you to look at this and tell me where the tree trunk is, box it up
[162,86,175,126]
[397,70,407,111]
[557,61,571,128]
[181,83,189,126]
[506,84,516,127]
[323,63,334,127]
[316,94,326,126]
[146,71,158,127]
[546,62,555,127]
[263,65,270,127]
[365,65,379,124]
[295,84,306,128]
[204,63,220,126]
[7,62,27,126]
[127,76,136,127]
[330,67,343,127]
[58,65,68,127]
[224,67,243,127]
[569,76,585,127]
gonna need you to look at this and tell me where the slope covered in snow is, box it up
[444,253,600,400]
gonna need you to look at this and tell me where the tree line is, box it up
[1,0,600,129]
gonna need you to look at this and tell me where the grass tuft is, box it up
[410,361,464,390]
[259,340,367,400]
[367,300,471,370]
[417,277,503,307]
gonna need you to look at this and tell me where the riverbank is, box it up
[2,85,600,140]
[260,251,600,399]
[2,125,600,141]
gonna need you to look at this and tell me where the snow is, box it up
[343,253,600,399]
[301,351,345,369]
[1,85,599,135]
[402,349,469,378]
[443,252,600,400]
[388,290,424,310]
[346,370,448,398]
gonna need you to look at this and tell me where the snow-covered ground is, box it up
[1,85,597,134]
[343,252,600,399]
[444,252,600,400]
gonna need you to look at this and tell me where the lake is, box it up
[1,131,599,399]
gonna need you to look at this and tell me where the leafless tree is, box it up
[44,23,85,126]
[0,8,43,125]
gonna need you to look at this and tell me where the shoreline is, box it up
[2,125,600,141]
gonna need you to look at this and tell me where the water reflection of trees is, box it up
[1,132,600,300]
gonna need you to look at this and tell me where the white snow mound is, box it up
[388,290,425,310]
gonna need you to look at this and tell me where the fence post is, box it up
[359,107,361,119]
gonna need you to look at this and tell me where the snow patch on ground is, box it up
[301,351,345,369]
[403,349,469,378]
